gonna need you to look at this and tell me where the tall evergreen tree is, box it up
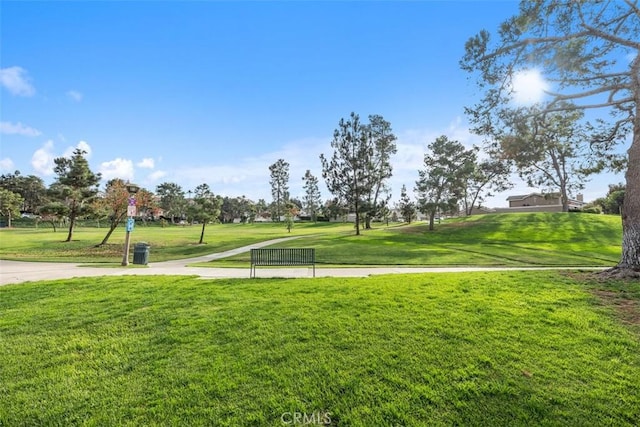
[415,136,476,231]
[156,182,186,223]
[188,183,221,244]
[302,170,322,222]
[363,115,397,229]
[320,112,396,235]
[269,159,290,221]
[321,113,369,235]
[51,149,101,242]
[398,184,416,224]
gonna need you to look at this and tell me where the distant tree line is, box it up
[0,110,627,246]
[586,184,626,216]
[0,112,606,242]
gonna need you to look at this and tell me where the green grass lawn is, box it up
[0,222,354,263]
[0,213,622,267]
[205,213,623,267]
[1,271,639,426]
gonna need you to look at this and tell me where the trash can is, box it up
[133,242,150,265]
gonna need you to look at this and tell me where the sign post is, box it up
[121,186,140,266]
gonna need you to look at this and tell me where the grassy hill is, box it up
[209,213,622,267]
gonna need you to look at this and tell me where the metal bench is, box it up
[250,248,315,278]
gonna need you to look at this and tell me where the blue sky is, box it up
[0,1,625,207]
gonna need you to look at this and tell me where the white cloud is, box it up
[0,66,35,96]
[510,69,549,105]
[0,121,41,137]
[30,140,93,177]
[99,158,134,182]
[147,170,167,182]
[394,130,433,172]
[161,118,487,204]
[67,90,83,102]
[165,137,328,199]
[63,140,92,158]
[31,140,56,176]
[387,117,485,203]
[0,158,15,172]
[137,158,155,169]
[77,141,92,157]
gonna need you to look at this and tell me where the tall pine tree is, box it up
[302,170,322,222]
[269,159,290,221]
[320,112,396,235]
[51,149,101,242]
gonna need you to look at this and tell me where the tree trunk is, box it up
[199,222,206,244]
[365,213,372,229]
[99,225,118,246]
[604,92,640,278]
[429,211,436,231]
[618,119,640,271]
[65,199,78,242]
[65,214,75,242]
[466,193,480,216]
[560,184,569,213]
[7,212,12,228]
[353,196,361,235]
[99,213,126,246]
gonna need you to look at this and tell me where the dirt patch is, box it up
[596,266,640,280]
[591,289,640,327]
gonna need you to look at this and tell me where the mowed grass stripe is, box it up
[206,213,622,267]
[443,243,619,266]
[0,213,623,266]
[1,271,638,426]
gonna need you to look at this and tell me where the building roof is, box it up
[506,192,559,201]
[506,192,586,205]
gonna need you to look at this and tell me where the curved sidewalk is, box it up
[0,237,606,286]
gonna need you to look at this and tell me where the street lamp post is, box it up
[121,183,140,266]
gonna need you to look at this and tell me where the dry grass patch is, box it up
[592,289,640,329]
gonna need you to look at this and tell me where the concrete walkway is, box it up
[0,237,606,286]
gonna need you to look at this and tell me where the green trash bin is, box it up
[133,242,150,265]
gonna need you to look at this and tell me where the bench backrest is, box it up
[251,248,315,266]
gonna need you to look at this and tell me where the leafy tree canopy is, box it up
[461,0,640,274]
